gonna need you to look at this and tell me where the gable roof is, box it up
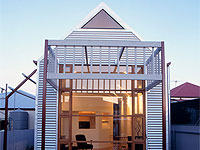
[0,90,35,109]
[64,2,142,40]
[81,9,124,29]
[171,82,200,98]
[76,2,130,30]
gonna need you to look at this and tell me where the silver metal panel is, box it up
[35,59,58,150]
[66,30,140,41]
[48,73,162,80]
[48,39,162,47]
[147,83,163,149]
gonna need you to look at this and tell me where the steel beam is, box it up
[47,79,58,90]
[22,73,36,84]
[6,69,37,99]
[33,60,37,66]
[48,39,162,47]
[119,46,125,60]
[48,73,162,80]
[145,47,161,65]
[113,47,125,72]
[8,86,35,100]
[145,80,162,91]
[84,46,90,72]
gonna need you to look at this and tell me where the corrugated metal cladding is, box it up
[147,83,163,149]
[65,30,140,41]
[35,59,58,150]
[36,28,163,149]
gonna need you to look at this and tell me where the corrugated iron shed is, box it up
[0,90,35,109]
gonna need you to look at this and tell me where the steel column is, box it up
[41,40,48,150]
[3,84,8,150]
[161,41,166,150]
[167,62,171,150]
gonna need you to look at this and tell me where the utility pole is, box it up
[3,84,8,150]
[167,62,171,150]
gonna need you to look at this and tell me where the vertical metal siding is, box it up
[35,59,58,150]
[147,83,163,149]
[36,28,162,150]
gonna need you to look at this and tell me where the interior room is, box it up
[59,77,145,150]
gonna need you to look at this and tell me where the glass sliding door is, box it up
[58,78,146,150]
[58,91,71,150]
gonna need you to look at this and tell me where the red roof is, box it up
[170,82,200,98]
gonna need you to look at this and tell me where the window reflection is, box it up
[60,117,69,140]
[61,93,69,114]
[135,93,143,114]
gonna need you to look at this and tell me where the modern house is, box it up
[35,2,168,150]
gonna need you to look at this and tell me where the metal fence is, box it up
[171,125,200,150]
[0,129,34,150]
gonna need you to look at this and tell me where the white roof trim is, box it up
[63,2,143,40]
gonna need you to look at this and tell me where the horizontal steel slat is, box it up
[147,83,163,148]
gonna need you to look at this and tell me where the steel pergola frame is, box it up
[41,39,166,150]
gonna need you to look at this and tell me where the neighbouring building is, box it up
[171,82,200,102]
[35,2,168,150]
[0,90,35,130]
[170,82,200,150]
[171,82,200,124]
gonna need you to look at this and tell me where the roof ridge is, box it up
[185,82,200,88]
[171,82,200,98]
[171,83,186,95]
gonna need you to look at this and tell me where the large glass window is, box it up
[72,93,132,116]
[58,77,146,150]
[60,117,69,140]
[134,92,144,114]
[60,93,69,114]
[71,116,132,148]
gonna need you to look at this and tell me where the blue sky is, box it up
[0,0,199,94]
